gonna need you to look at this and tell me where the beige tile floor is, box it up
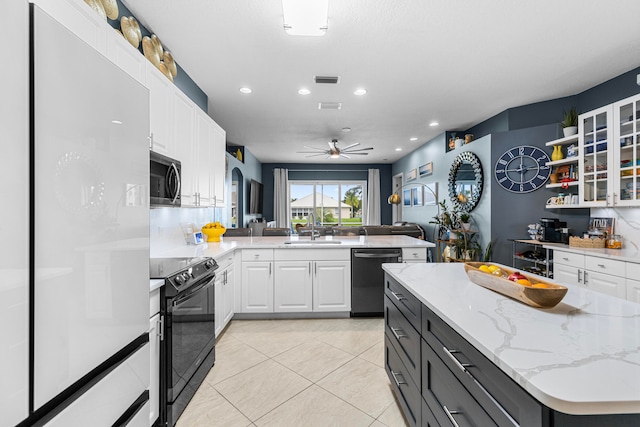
[176,318,409,427]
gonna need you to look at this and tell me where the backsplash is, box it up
[591,207,640,252]
[150,207,225,256]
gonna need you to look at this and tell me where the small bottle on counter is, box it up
[605,234,623,249]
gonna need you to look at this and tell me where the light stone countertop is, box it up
[149,235,434,291]
[543,243,640,264]
[382,262,640,416]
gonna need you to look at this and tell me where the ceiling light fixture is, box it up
[282,0,329,36]
[298,88,311,95]
[395,148,402,152]
[239,87,252,94]
[354,88,367,96]
[111,120,123,125]
[341,127,351,132]
[410,137,418,141]
[429,121,439,127]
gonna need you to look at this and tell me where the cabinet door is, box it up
[147,66,174,155]
[195,109,213,206]
[106,31,147,86]
[553,263,581,286]
[241,262,273,312]
[626,278,640,303]
[173,90,197,206]
[313,261,351,312]
[612,93,640,207]
[223,266,235,325]
[214,273,224,337]
[579,105,615,207]
[149,314,160,426]
[32,0,107,54]
[211,120,227,207]
[274,261,313,312]
[584,270,626,299]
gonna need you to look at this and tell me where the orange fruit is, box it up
[532,283,551,288]
[516,279,532,286]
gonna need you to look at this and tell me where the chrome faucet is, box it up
[308,213,317,241]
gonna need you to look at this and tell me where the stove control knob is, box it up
[181,272,191,282]
[204,260,215,269]
[174,275,185,285]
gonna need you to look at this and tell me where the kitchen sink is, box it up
[283,240,343,245]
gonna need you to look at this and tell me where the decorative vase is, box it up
[461,222,471,231]
[551,145,564,161]
[550,172,559,184]
[563,126,578,137]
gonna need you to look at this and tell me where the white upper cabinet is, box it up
[211,121,227,207]
[195,109,214,207]
[106,32,147,87]
[32,0,108,54]
[147,65,175,155]
[172,90,197,206]
[612,94,640,206]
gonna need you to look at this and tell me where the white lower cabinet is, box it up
[274,261,313,312]
[241,249,274,313]
[402,247,427,263]
[627,279,640,303]
[313,260,351,311]
[554,250,628,300]
[215,254,235,336]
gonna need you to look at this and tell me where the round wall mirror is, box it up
[448,151,483,213]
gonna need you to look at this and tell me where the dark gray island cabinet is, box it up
[383,264,640,427]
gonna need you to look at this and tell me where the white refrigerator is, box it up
[26,4,150,425]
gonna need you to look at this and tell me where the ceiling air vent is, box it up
[318,102,342,110]
[314,75,340,84]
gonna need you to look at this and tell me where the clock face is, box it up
[494,146,551,193]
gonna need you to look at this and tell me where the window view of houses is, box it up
[290,181,364,229]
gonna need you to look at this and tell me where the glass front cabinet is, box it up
[578,93,640,207]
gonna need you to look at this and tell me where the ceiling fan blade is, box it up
[303,145,326,151]
[344,152,368,155]
[305,152,328,157]
[344,147,374,152]
[328,140,337,150]
[340,142,360,151]
[298,150,327,153]
[339,153,351,159]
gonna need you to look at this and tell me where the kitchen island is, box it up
[382,262,640,426]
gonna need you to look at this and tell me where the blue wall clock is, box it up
[494,146,551,193]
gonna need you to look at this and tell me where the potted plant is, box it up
[560,107,579,137]
[460,213,472,230]
[429,200,460,239]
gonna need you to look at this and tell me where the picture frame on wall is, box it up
[423,182,438,206]
[419,162,433,176]
[403,189,412,207]
[405,168,417,182]
[412,187,423,206]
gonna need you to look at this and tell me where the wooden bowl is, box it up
[464,262,568,308]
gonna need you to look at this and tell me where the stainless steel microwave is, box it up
[150,151,181,207]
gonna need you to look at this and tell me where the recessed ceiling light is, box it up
[395,148,402,152]
[409,137,418,141]
[298,88,311,95]
[239,87,252,94]
[342,127,352,132]
[429,121,439,127]
[111,120,123,125]
[354,88,367,96]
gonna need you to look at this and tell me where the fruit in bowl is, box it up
[201,222,226,242]
[507,271,527,282]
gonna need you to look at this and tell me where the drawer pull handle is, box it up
[390,327,407,340]
[390,370,407,387]
[597,264,605,269]
[562,257,569,261]
[442,347,473,373]
[390,291,406,301]
[443,406,461,427]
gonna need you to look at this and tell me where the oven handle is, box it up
[172,277,214,308]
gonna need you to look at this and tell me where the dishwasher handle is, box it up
[353,252,401,259]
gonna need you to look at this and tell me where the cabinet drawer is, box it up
[422,305,542,426]
[402,248,427,262]
[385,296,420,383]
[274,248,350,261]
[215,252,234,270]
[385,335,421,427]
[421,339,496,427]
[627,262,640,279]
[554,250,584,268]
[241,249,274,261]
[385,274,421,332]
[586,256,625,277]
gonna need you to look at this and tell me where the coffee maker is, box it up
[539,218,570,243]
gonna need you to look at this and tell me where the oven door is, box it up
[166,277,215,402]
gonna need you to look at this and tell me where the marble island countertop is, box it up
[382,262,640,415]
[151,235,434,259]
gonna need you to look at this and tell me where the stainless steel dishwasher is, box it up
[351,248,402,316]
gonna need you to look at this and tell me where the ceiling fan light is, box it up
[330,153,340,159]
[282,0,329,36]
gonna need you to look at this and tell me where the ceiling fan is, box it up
[297,139,373,159]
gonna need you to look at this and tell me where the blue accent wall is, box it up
[110,0,208,111]
[261,163,393,225]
